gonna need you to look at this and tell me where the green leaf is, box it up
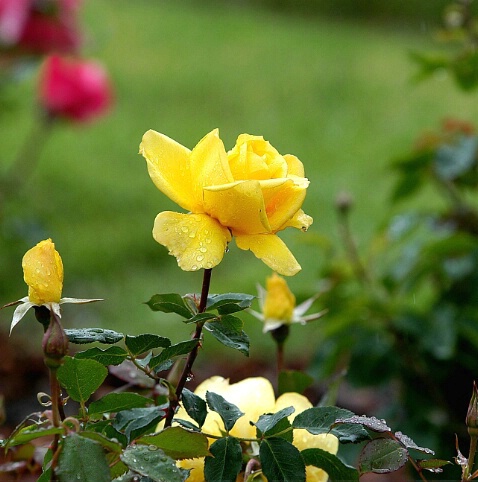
[435,136,478,181]
[278,370,314,396]
[121,445,189,482]
[88,393,152,415]
[125,334,171,356]
[185,312,218,324]
[335,415,391,433]
[57,356,108,404]
[205,315,250,356]
[138,426,210,459]
[204,437,242,482]
[255,407,295,437]
[181,389,208,428]
[260,437,306,482]
[145,293,194,318]
[4,425,63,447]
[394,431,434,455]
[75,346,128,366]
[293,407,369,443]
[113,407,166,441]
[206,293,255,314]
[78,431,123,453]
[417,458,451,472]
[359,438,408,474]
[57,433,110,482]
[65,328,123,344]
[302,448,359,482]
[206,391,244,432]
[149,339,199,370]
[37,448,53,482]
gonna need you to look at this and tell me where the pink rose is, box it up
[39,54,113,122]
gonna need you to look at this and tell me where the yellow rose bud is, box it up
[22,239,63,305]
[262,273,295,323]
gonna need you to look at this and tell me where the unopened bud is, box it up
[335,191,354,214]
[466,381,478,434]
[42,311,69,369]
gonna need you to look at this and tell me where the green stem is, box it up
[49,368,61,482]
[468,434,478,479]
[164,268,212,428]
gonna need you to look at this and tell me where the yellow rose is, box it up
[262,273,295,323]
[139,129,312,276]
[22,238,63,305]
[173,376,338,482]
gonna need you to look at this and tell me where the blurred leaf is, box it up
[145,293,194,318]
[121,445,189,482]
[181,389,207,428]
[452,49,478,91]
[65,328,123,344]
[57,433,110,482]
[302,448,359,482]
[204,315,250,356]
[206,293,255,314]
[409,51,449,83]
[57,357,108,404]
[75,346,128,366]
[278,370,314,396]
[138,427,210,459]
[125,334,171,356]
[206,391,244,432]
[88,393,152,415]
[359,438,408,474]
[204,437,242,482]
[37,448,53,482]
[149,339,199,370]
[109,360,156,388]
[113,407,166,441]
[293,407,369,443]
[260,437,306,482]
[434,135,478,180]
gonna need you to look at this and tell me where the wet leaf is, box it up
[359,438,408,474]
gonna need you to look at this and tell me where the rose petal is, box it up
[279,209,313,232]
[140,130,200,212]
[284,154,305,177]
[204,180,271,235]
[153,212,231,271]
[235,234,301,276]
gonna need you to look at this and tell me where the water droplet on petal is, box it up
[197,255,204,262]
[188,232,195,238]
[191,265,198,271]
[199,247,207,253]
[205,238,212,244]
[181,226,189,233]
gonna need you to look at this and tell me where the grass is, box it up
[2,1,478,368]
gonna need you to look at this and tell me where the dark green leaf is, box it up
[149,339,199,370]
[182,389,208,428]
[113,407,166,441]
[78,431,123,453]
[206,293,255,314]
[302,448,359,482]
[335,415,391,433]
[145,293,194,318]
[57,433,110,482]
[255,407,295,437]
[205,315,249,356]
[125,334,171,356]
[121,445,189,482]
[75,346,128,366]
[278,370,314,396]
[57,356,108,404]
[260,437,306,482]
[138,426,210,459]
[417,458,451,472]
[206,391,244,432]
[88,393,152,415]
[394,431,434,455]
[293,407,369,443]
[204,437,242,482]
[185,312,218,324]
[65,328,123,344]
[37,448,53,482]
[359,438,408,474]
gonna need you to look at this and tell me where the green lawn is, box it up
[2,1,478,367]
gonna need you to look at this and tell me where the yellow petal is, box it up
[22,239,63,305]
[177,458,205,482]
[190,129,234,196]
[262,273,296,322]
[140,130,201,212]
[153,212,231,271]
[261,177,309,232]
[284,154,305,177]
[235,234,301,276]
[279,209,313,232]
[204,180,271,235]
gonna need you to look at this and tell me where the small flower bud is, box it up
[466,381,478,434]
[42,312,69,369]
[335,191,354,215]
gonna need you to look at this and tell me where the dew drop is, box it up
[191,265,198,271]
[188,232,196,238]
[225,246,230,253]
[181,226,189,233]
[205,238,212,244]
[204,230,209,235]
[199,247,207,253]
[206,262,213,269]
[196,255,204,262]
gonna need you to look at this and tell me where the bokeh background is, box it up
[2,0,478,476]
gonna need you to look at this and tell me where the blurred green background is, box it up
[2,0,478,371]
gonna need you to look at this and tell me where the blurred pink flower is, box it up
[38,54,113,122]
[0,0,81,54]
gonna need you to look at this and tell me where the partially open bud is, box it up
[42,311,69,369]
[263,273,295,323]
[466,381,478,434]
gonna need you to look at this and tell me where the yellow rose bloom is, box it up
[22,238,64,305]
[139,129,312,276]
[262,273,295,323]
[173,376,338,482]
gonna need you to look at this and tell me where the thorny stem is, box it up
[407,454,429,482]
[164,268,212,428]
[467,434,478,479]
